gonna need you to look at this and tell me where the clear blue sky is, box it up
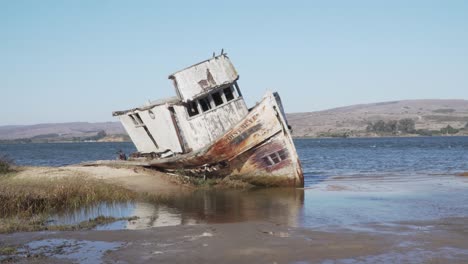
[1,0,467,125]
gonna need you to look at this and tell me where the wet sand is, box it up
[1,217,468,263]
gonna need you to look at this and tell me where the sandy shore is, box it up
[13,165,190,196]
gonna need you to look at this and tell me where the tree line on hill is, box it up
[0,130,109,144]
[366,119,468,136]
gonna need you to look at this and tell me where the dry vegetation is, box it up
[0,161,139,233]
[0,175,136,217]
[287,99,468,137]
[0,162,256,233]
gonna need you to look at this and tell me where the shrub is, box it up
[367,119,415,134]
[398,118,416,133]
[440,125,459,135]
[0,155,14,174]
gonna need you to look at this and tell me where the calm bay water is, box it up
[1,137,468,230]
[1,136,467,178]
[0,142,137,167]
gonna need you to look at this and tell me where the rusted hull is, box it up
[145,92,304,187]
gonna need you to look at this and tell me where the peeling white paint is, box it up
[115,54,248,154]
[169,55,238,102]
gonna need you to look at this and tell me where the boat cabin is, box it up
[113,54,249,156]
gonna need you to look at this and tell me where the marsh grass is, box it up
[0,176,137,218]
[168,171,253,189]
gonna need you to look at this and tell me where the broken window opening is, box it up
[187,101,200,117]
[271,154,281,164]
[224,87,235,102]
[262,149,289,167]
[199,97,212,112]
[212,91,224,106]
[262,157,273,166]
[278,149,288,160]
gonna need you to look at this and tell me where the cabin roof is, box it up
[167,54,228,78]
[112,96,181,116]
[167,54,239,102]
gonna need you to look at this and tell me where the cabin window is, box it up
[271,154,281,164]
[262,157,273,166]
[199,97,212,112]
[212,91,224,106]
[278,149,288,160]
[187,101,199,117]
[224,87,235,102]
[262,149,289,166]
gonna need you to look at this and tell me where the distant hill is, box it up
[1,99,468,142]
[0,122,127,142]
[287,99,468,137]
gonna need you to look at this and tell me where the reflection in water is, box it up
[50,173,468,231]
[50,188,305,230]
[157,188,304,225]
[48,171,468,231]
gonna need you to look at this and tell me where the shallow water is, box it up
[2,137,468,230]
[20,239,122,264]
[49,173,468,231]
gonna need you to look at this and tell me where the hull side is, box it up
[147,92,304,187]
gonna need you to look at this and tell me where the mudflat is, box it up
[1,217,468,263]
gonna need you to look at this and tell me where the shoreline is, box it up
[293,134,468,139]
[1,134,468,144]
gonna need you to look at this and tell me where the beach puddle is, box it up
[48,201,192,230]
[8,239,123,263]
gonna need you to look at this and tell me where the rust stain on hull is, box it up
[114,54,303,187]
[148,93,304,187]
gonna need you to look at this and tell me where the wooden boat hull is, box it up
[146,92,304,187]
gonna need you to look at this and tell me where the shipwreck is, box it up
[113,53,304,187]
